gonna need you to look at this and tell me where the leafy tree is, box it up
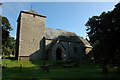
[2,37,16,56]
[1,16,12,44]
[0,16,15,57]
[86,3,120,66]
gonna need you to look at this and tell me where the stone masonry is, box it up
[15,10,92,60]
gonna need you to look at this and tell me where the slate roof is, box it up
[23,10,46,17]
[45,28,92,47]
[23,10,41,16]
[79,37,92,48]
[46,28,82,43]
[45,28,82,42]
[17,10,46,22]
[45,28,77,39]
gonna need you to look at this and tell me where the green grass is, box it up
[2,59,120,79]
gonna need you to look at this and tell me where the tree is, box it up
[1,16,12,44]
[2,37,16,56]
[86,3,120,66]
[0,16,15,57]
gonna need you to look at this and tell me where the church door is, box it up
[56,48,62,60]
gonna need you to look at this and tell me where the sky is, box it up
[2,2,118,39]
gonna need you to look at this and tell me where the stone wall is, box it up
[16,10,92,61]
[45,40,85,60]
[17,12,46,60]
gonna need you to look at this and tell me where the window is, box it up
[33,38,34,42]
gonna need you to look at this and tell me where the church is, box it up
[15,10,92,60]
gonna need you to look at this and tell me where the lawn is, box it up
[1,59,120,80]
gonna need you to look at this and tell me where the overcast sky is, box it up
[2,2,117,39]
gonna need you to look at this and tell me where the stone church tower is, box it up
[16,10,46,60]
[16,10,92,61]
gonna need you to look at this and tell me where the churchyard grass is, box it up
[2,59,120,79]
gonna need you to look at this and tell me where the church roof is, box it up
[22,10,46,17]
[45,28,82,42]
[78,37,92,48]
[45,28,92,47]
[23,10,41,15]
[17,10,46,22]
[45,28,76,39]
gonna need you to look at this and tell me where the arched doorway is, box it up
[56,48,62,60]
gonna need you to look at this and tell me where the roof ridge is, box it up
[24,10,40,15]
[21,10,46,18]
[46,28,76,34]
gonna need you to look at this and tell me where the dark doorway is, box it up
[56,48,62,60]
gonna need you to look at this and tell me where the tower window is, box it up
[33,38,34,42]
